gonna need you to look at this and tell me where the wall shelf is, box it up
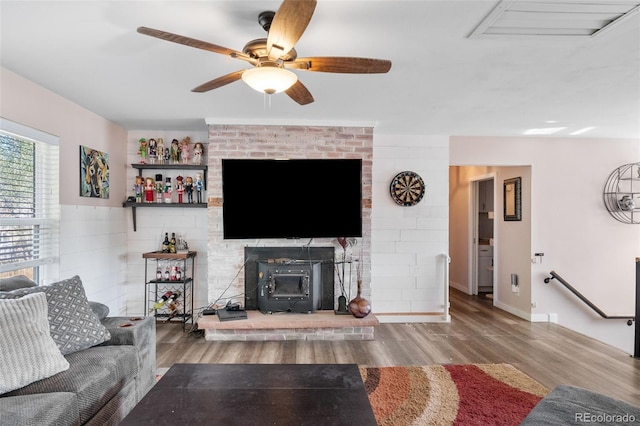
[130,163,208,190]
[122,201,207,231]
[124,163,208,231]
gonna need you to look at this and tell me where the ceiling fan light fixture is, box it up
[242,66,297,94]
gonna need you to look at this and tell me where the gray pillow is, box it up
[0,275,111,355]
[88,301,110,321]
[0,275,37,291]
[0,292,70,394]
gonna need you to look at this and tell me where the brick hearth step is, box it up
[198,310,378,341]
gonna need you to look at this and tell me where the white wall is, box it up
[124,130,209,316]
[451,136,640,354]
[0,66,129,314]
[372,134,450,321]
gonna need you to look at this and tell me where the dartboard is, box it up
[390,171,425,206]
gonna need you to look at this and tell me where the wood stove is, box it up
[257,262,321,313]
[244,247,334,313]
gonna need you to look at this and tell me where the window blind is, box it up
[0,120,59,274]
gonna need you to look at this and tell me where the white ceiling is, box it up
[1,0,639,138]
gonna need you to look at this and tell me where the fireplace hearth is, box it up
[244,247,335,313]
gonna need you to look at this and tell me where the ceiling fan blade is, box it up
[192,70,246,93]
[287,57,392,74]
[137,27,254,63]
[267,0,317,60]
[285,80,314,105]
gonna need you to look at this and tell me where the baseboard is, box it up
[449,280,469,294]
[493,300,531,321]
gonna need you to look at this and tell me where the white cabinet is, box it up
[477,245,493,293]
[478,180,494,213]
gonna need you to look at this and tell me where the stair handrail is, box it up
[544,270,635,323]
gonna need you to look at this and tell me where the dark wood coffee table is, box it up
[120,363,377,425]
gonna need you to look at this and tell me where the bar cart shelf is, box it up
[143,251,196,330]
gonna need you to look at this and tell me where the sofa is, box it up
[0,275,156,426]
[521,385,640,425]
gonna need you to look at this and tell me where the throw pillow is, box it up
[88,301,110,321]
[0,292,70,394]
[0,275,111,355]
[0,275,37,291]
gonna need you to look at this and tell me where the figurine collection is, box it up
[132,136,205,204]
[137,136,205,166]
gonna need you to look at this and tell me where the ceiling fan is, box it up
[137,0,391,105]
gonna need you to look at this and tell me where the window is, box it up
[0,118,59,283]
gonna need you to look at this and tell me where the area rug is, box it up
[359,363,549,426]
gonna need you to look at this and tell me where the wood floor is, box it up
[156,288,640,406]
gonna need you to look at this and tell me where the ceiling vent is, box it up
[469,0,640,38]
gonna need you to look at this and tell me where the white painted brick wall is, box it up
[372,134,449,316]
[60,205,128,315]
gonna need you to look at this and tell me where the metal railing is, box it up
[544,271,634,322]
[442,254,451,322]
[544,266,639,359]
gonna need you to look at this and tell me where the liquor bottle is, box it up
[155,264,162,280]
[163,266,170,281]
[170,266,177,281]
[167,291,180,303]
[169,233,177,253]
[175,266,182,281]
[165,292,181,321]
[151,291,173,311]
[162,233,170,253]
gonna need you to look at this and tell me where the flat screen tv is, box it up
[222,159,362,239]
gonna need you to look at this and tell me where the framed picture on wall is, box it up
[79,145,109,199]
[503,177,521,221]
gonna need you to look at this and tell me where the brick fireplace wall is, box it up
[206,125,373,310]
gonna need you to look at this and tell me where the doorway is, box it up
[471,176,495,297]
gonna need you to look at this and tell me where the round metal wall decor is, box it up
[390,171,425,206]
[603,162,640,224]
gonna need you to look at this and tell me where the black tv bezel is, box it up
[221,158,363,240]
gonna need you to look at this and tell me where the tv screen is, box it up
[222,159,362,239]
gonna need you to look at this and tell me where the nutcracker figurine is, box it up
[138,138,148,163]
[195,173,204,204]
[155,174,163,204]
[163,177,172,203]
[192,142,205,165]
[175,175,185,204]
[144,177,155,202]
[134,176,143,202]
[185,176,194,203]
[157,138,165,164]
[180,137,190,164]
[148,138,157,164]
[171,139,180,164]
[163,141,171,163]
